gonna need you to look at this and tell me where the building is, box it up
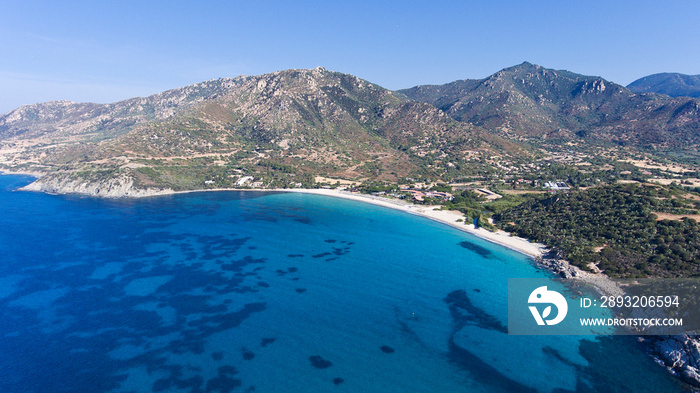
[403,189,453,202]
[544,181,570,190]
[235,176,254,186]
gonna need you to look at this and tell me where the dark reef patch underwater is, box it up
[0,174,688,392]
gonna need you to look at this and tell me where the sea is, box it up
[0,174,688,392]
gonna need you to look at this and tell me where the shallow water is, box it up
[0,175,686,392]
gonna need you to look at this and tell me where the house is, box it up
[403,189,453,202]
[544,181,570,190]
[235,176,254,186]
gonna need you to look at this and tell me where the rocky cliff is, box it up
[19,171,173,198]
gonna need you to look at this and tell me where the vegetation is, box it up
[483,194,531,214]
[442,189,485,218]
[357,182,397,194]
[494,184,700,277]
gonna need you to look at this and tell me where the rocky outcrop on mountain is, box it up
[95,67,504,183]
[3,64,699,196]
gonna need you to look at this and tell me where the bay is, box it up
[0,174,685,392]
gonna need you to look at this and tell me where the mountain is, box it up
[627,73,700,98]
[0,79,237,140]
[4,64,700,198]
[0,67,512,196]
[400,62,700,148]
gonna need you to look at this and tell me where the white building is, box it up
[544,181,570,190]
[235,176,254,186]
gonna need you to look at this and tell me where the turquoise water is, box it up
[0,174,687,392]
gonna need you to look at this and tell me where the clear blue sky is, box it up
[2,0,700,114]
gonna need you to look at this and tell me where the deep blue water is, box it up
[0,174,687,392]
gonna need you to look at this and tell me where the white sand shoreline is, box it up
[1,174,571,263]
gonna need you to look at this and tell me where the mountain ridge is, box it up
[628,72,700,98]
[2,64,700,197]
[0,77,244,141]
[400,62,700,147]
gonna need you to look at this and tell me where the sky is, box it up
[2,0,700,114]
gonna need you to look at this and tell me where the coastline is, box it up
[153,187,625,297]
[153,187,551,258]
[8,171,625,296]
[0,170,553,258]
[9,173,621,294]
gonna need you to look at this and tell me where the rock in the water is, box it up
[242,351,255,360]
[681,368,700,388]
[653,334,700,387]
[309,355,332,369]
[380,345,395,353]
[261,338,276,347]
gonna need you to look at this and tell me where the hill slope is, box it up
[495,183,700,277]
[628,73,700,98]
